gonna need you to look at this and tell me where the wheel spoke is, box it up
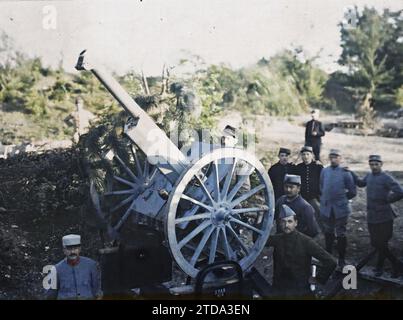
[213,160,221,202]
[178,220,212,250]
[131,145,143,177]
[232,206,269,214]
[143,159,149,179]
[194,174,215,205]
[113,201,136,231]
[190,226,215,266]
[221,158,237,199]
[115,155,139,183]
[221,227,235,260]
[175,212,211,224]
[110,194,136,212]
[230,184,265,208]
[181,194,213,212]
[105,189,136,196]
[227,172,253,202]
[229,217,263,235]
[113,175,136,188]
[209,227,220,264]
[148,167,158,183]
[226,224,250,255]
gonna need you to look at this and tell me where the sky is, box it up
[0,0,402,76]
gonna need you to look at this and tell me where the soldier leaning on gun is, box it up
[350,155,403,277]
[319,149,357,268]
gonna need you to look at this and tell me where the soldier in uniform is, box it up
[295,146,324,231]
[268,147,296,202]
[305,109,325,161]
[320,149,357,268]
[266,205,337,298]
[275,174,319,238]
[221,125,251,192]
[65,97,96,143]
[47,234,102,300]
[352,155,403,277]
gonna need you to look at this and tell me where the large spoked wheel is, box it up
[166,148,275,278]
[89,139,165,243]
[103,144,159,231]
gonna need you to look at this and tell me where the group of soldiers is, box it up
[45,110,403,300]
[265,109,403,297]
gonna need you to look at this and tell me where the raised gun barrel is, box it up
[75,50,188,183]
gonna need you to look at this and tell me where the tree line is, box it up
[0,6,402,144]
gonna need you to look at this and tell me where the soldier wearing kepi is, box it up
[352,155,403,277]
[221,124,251,192]
[46,234,102,300]
[305,109,325,161]
[295,146,324,230]
[320,149,357,268]
[268,147,296,202]
[275,174,320,238]
[266,205,336,298]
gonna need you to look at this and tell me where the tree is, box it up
[270,48,328,109]
[338,7,403,111]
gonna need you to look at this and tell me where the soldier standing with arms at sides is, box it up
[266,205,336,298]
[268,147,296,202]
[46,234,102,300]
[295,146,324,231]
[275,174,320,238]
[351,155,403,277]
[305,109,325,161]
[320,149,357,268]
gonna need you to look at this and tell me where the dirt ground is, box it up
[0,149,102,299]
[0,115,402,299]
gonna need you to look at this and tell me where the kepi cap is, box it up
[329,149,341,156]
[278,147,291,156]
[300,146,313,153]
[369,155,382,162]
[279,204,296,219]
[283,174,301,185]
[223,125,236,138]
[62,234,81,247]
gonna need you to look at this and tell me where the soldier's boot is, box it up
[373,249,385,277]
[383,247,403,278]
[391,260,403,278]
[336,236,347,268]
[324,233,335,254]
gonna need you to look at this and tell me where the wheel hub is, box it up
[211,204,231,226]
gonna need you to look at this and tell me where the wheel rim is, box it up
[166,148,275,278]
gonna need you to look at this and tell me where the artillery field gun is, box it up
[75,50,275,292]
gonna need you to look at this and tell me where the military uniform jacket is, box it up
[356,171,403,224]
[320,165,357,218]
[266,231,336,295]
[295,162,323,201]
[48,256,102,300]
[275,195,320,238]
[268,162,296,201]
[305,120,325,145]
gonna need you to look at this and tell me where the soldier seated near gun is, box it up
[266,205,336,298]
[267,145,403,280]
